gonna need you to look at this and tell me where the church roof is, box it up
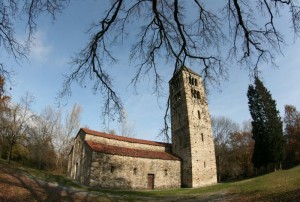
[81,128,171,147]
[85,140,181,161]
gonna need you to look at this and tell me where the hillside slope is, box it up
[0,159,299,201]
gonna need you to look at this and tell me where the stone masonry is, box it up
[169,66,217,187]
[68,129,181,189]
[68,66,217,189]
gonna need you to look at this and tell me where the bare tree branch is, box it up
[0,0,68,81]
[58,0,125,127]
[49,0,300,139]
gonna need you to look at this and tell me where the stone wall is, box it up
[170,67,217,188]
[68,130,93,184]
[182,69,217,187]
[68,130,181,189]
[89,152,181,190]
[68,132,84,180]
[67,147,73,177]
[68,66,217,190]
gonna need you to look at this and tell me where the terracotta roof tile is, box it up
[81,128,171,147]
[85,140,180,161]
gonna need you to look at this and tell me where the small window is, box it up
[197,91,200,99]
[192,90,195,98]
[164,169,168,176]
[173,78,180,88]
[110,165,115,173]
[133,168,137,175]
[204,161,206,168]
[81,148,85,159]
[197,110,201,119]
[77,140,81,151]
[191,89,200,99]
[75,162,78,178]
[189,76,195,85]
[201,133,204,142]
[189,76,198,86]
[175,91,181,102]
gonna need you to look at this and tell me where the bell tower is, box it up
[169,66,217,188]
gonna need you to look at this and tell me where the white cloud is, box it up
[30,31,52,63]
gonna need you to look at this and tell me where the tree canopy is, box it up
[212,116,254,181]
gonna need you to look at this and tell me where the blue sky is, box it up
[6,1,300,141]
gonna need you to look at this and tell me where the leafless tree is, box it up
[1,1,300,139]
[0,0,68,77]
[211,115,239,182]
[53,103,82,173]
[25,103,81,172]
[229,121,254,178]
[59,0,300,138]
[27,106,59,169]
[0,92,35,163]
[120,111,135,137]
[212,117,255,181]
[108,129,117,135]
[212,116,239,147]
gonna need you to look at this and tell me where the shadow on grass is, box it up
[258,188,300,202]
[0,160,117,202]
[1,159,299,202]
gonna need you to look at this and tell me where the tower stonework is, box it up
[170,66,217,188]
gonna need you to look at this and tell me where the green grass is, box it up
[1,158,299,201]
[107,166,300,201]
[80,165,300,201]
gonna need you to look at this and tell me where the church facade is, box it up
[67,66,217,189]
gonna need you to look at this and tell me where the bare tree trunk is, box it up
[279,162,282,170]
[218,156,221,182]
[7,144,13,164]
[38,149,43,170]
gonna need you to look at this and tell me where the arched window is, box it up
[196,91,200,99]
[110,165,115,173]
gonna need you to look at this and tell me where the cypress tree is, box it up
[247,77,285,172]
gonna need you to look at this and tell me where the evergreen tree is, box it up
[247,77,285,172]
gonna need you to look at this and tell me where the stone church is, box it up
[67,66,217,189]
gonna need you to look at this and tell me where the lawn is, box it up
[0,159,299,201]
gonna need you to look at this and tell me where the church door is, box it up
[147,174,155,189]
